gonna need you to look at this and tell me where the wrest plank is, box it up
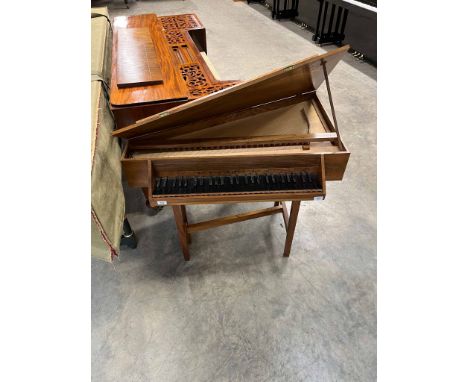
[117,28,163,88]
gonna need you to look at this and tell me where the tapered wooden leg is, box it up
[172,205,190,261]
[280,201,289,229]
[283,201,301,257]
[180,205,191,244]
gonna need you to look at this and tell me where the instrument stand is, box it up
[271,0,299,20]
[313,0,349,46]
[246,1,298,20]
[172,201,301,261]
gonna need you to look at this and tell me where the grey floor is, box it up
[92,1,376,381]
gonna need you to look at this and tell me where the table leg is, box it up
[283,201,301,257]
[180,205,191,244]
[172,205,190,261]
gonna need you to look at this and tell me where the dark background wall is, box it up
[295,0,376,65]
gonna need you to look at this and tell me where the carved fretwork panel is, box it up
[179,64,237,98]
[160,14,240,99]
[110,13,239,128]
[188,83,238,98]
[164,30,186,45]
[159,15,201,31]
[180,64,207,87]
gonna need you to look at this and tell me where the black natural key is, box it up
[153,172,321,196]
[189,177,196,192]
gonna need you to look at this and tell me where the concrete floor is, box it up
[92,1,376,381]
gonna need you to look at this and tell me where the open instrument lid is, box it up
[113,45,349,139]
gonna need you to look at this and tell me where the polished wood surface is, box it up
[111,14,187,106]
[110,13,239,127]
[172,202,300,261]
[187,206,283,233]
[172,205,190,260]
[113,46,349,139]
[116,28,163,88]
[117,43,350,260]
[283,201,301,257]
[122,146,333,207]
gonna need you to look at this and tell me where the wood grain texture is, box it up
[172,202,300,260]
[110,13,239,128]
[180,205,191,243]
[128,133,338,150]
[148,152,323,176]
[187,206,282,233]
[110,14,188,106]
[113,27,350,260]
[283,201,301,257]
[281,201,290,229]
[113,45,349,139]
[121,159,149,187]
[130,93,317,141]
[117,28,163,88]
[172,205,190,260]
[148,192,322,207]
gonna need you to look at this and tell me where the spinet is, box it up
[113,39,350,260]
[110,13,239,128]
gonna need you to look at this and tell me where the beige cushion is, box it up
[91,7,109,20]
[91,14,112,84]
[91,81,125,262]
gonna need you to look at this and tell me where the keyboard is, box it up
[153,172,322,196]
